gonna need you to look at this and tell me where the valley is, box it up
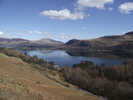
[0,31,133,58]
[1,0,133,99]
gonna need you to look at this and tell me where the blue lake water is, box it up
[25,50,125,67]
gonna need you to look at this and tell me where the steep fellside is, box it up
[0,53,103,100]
[65,31,133,57]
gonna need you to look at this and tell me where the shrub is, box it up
[61,61,133,100]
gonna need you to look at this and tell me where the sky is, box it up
[0,0,133,42]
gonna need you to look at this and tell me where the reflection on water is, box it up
[26,50,124,67]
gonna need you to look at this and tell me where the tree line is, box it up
[61,61,133,100]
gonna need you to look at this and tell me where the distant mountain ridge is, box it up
[0,31,133,57]
[65,31,133,57]
[0,38,29,48]
[33,38,63,45]
[66,31,133,47]
[0,38,64,49]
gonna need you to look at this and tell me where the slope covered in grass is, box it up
[0,53,103,100]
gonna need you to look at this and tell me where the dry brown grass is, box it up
[0,53,104,100]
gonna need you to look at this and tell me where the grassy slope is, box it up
[0,53,103,100]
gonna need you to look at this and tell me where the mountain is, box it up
[0,38,64,50]
[33,38,63,45]
[1,31,133,57]
[20,38,64,50]
[65,31,133,57]
[66,32,133,47]
[0,38,29,48]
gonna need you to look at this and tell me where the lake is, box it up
[24,50,125,67]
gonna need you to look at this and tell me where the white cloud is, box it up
[77,0,113,9]
[119,2,133,14]
[57,34,73,40]
[108,7,113,11]
[56,33,80,42]
[0,31,4,35]
[40,9,85,20]
[26,30,48,34]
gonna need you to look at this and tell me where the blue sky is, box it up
[0,0,133,42]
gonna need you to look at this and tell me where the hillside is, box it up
[34,38,63,45]
[0,38,29,48]
[0,38,64,50]
[0,53,103,100]
[1,31,133,57]
[65,31,133,57]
